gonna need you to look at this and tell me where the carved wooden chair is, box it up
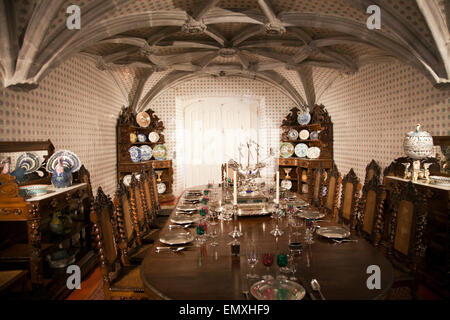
[320,163,342,217]
[90,187,147,300]
[364,159,381,185]
[338,168,362,229]
[356,176,386,246]
[114,181,154,265]
[311,163,325,208]
[386,181,428,299]
[128,174,159,245]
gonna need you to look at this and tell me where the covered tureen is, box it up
[403,124,434,159]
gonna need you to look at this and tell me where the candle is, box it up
[275,171,280,204]
[233,171,237,205]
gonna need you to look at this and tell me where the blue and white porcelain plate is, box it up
[297,112,311,125]
[140,145,153,161]
[294,143,308,158]
[128,146,141,163]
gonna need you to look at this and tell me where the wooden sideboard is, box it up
[384,176,449,298]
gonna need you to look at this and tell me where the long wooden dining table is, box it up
[140,188,394,300]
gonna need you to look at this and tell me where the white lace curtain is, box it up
[183,97,259,188]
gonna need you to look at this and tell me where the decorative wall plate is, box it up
[310,131,319,140]
[46,150,81,173]
[136,111,151,127]
[280,142,294,158]
[287,129,298,141]
[128,146,141,163]
[299,129,309,140]
[306,147,320,159]
[153,144,167,160]
[281,179,292,190]
[148,132,160,143]
[15,152,42,174]
[294,143,308,158]
[297,112,311,125]
[137,133,147,142]
[140,145,153,161]
[157,182,166,194]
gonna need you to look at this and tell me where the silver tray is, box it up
[250,279,306,300]
[316,226,350,239]
[297,210,325,220]
[159,232,194,245]
[170,214,201,225]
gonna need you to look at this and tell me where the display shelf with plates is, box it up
[278,105,334,203]
[116,106,174,203]
[0,140,97,299]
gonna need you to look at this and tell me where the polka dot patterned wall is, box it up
[0,56,127,196]
[319,62,449,181]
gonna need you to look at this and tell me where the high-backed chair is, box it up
[387,181,428,299]
[357,176,386,246]
[320,163,342,217]
[338,168,362,229]
[114,181,153,265]
[90,187,146,300]
[364,159,381,185]
[311,163,325,208]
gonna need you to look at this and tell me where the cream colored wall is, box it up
[0,56,127,196]
[318,62,449,180]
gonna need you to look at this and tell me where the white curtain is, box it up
[183,97,259,188]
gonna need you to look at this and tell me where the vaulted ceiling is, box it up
[0,0,449,109]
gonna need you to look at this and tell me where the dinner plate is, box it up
[297,210,325,220]
[287,129,298,141]
[170,215,201,225]
[316,226,351,239]
[136,111,151,127]
[250,279,306,300]
[297,112,311,125]
[280,142,294,158]
[281,179,292,190]
[159,232,194,245]
[306,147,320,159]
[148,132,160,143]
[299,129,309,140]
[294,143,308,158]
[157,182,166,194]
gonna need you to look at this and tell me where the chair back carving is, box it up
[364,160,381,185]
[312,163,324,208]
[338,168,362,228]
[91,187,121,284]
[321,163,341,216]
[388,181,427,271]
[357,176,386,245]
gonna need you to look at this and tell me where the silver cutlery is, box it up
[311,279,326,300]
[155,246,185,253]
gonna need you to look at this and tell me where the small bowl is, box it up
[19,185,49,198]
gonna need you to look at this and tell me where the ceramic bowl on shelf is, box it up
[128,146,142,163]
[287,129,298,141]
[137,133,147,143]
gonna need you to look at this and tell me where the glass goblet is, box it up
[262,253,274,280]
[246,245,259,279]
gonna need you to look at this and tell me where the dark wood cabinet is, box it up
[0,141,96,299]
[384,176,449,298]
[116,106,174,203]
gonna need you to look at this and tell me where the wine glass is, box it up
[276,252,289,280]
[262,253,274,280]
[246,244,259,279]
